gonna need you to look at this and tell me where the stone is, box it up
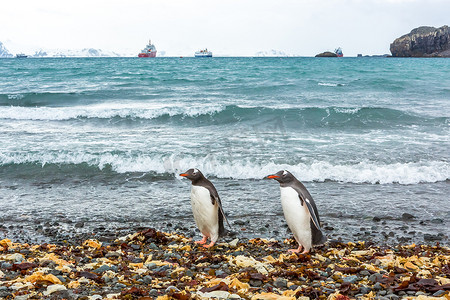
[145,262,157,270]
[385,294,399,300]
[369,273,382,283]
[360,270,371,276]
[315,51,337,57]
[390,26,450,57]
[373,282,382,291]
[359,285,371,295]
[143,275,152,284]
[105,251,120,258]
[198,291,232,299]
[401,213,416,221]
[274,277,288,289]
[424,233,444,241]
[75,222,85,228]
[343,275,359,284]
[148,243,159,250]
[43,284,67,296]
[431,218,444,223]
[229,239,239,247]
[92,265,111,273]
[433,290,446,297]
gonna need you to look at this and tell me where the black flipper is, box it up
[303,197,321,230]
[207,188,231,236]
[293,181,327,245]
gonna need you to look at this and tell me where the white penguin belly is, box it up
[280,186,312,251]
[190,185,219,241]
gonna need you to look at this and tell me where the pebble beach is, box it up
[1,228,449,299]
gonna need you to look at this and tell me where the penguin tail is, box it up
[218,210,226,237]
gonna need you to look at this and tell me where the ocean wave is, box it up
[0,105,445,129]
[1,152,448,184]
[318,82,345,87]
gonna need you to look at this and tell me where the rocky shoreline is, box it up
[390,26,450,57]
[0,228,449,300]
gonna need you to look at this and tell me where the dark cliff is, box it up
[390,25,450,57]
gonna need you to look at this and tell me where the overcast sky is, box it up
[1,0,449,57]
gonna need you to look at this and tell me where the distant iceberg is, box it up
[0,41,13,58]
[254,50,297,57]
[30,48,124,58]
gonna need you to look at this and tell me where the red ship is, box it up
[138,40,157,57]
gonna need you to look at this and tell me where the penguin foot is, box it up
[288,245,304,253]
[195,236,208,245]
[203,241,215,248]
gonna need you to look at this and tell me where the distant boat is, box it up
[195,49,212,57]
[16,53,27,58]
[334,47,343,57]
[138,40,157,57]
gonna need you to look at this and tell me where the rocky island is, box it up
[315,51,337,57]
[390,25,450,57]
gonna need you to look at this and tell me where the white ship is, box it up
[195,48,212,57]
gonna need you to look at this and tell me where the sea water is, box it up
[0,57,448,244]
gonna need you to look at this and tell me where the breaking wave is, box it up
[0,105,445,128]
[1,152,448,184]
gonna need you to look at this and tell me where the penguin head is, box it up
[179,168,203,182]
[267,170,295,184]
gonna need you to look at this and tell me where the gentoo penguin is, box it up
[180,168,230,248]
[267,170,327,253]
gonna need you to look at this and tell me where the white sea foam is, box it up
[318,82,345,87]
[0,104,225,121]
[1,152,449,185]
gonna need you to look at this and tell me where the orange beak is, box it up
[179,173,188,177]
[267,175,279,179]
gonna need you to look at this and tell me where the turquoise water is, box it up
[0,57,449,244]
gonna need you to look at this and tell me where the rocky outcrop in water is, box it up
[390,25,450,57]
[315,51,337,57]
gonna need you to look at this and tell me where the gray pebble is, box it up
[105,251,120,258]
[92,265,110,273]
[249,279,263,287]
[143,275,152,284]
[148,243,159,250]
[145,262,157,270]
[433,290,446,297]
[360,270,371,276]
[359,285,371,295]
[274,277,288,289]
[343,275,359,284]
[373,282,382,291]
[369,273,382,283]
